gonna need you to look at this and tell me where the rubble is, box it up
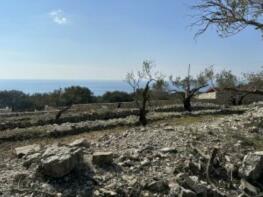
[0,103,262,196]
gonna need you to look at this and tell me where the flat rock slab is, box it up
[160,147,177,154]
[69,138,90,148]
[14,144,41,158]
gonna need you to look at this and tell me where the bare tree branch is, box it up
[191,0,263,38]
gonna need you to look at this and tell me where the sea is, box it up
[0,80,133,96]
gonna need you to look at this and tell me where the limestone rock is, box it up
[14,144,41,158]
[160,147,177,154]
[23,152,41,168]
[69,138,90,148]
[92,152,113,166]
[40,145,83,178]
[239,151,263,181]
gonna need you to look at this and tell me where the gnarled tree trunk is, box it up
[139,108,147,126]
[183,97,192,112]
[138,81,151,126]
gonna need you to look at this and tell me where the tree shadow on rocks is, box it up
[39,162,97,197]
[95,162,123,174]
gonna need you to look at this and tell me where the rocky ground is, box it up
[0,102,262,197]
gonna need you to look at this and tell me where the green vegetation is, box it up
[0,87,138,111]
[100,91,133,103]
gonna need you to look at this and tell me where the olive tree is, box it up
[216,68,263,105]
[243,68,263,89]
[126,61,163,126]
[216,70,238,89]
[170,65,214,111]
[192,0,263,38]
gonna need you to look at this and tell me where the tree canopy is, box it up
[216,70,238,89]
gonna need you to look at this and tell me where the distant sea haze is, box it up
[0,80,133,96]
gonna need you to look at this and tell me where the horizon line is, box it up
[0,78,127,81]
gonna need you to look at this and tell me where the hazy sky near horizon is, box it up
[0,0,262,80]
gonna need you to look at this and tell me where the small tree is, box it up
[126,60,162,126]
[191,0,263,38]
[170,65,214,111]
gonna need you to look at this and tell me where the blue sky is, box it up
[0,0,262,80]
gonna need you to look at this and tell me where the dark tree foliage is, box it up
[59,86,94,106]
[0,86,95,112]
[53,86,94,121]
[216,70,238,89]
[101,91,133,103]
[0,90,33,111]
[30,93,50,110]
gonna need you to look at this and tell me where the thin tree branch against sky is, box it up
[0,0,262,80]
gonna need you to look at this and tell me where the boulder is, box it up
[14,144,41,158]
[239,151,263,181]
[92,152,113,166]
[40,145,83,178]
